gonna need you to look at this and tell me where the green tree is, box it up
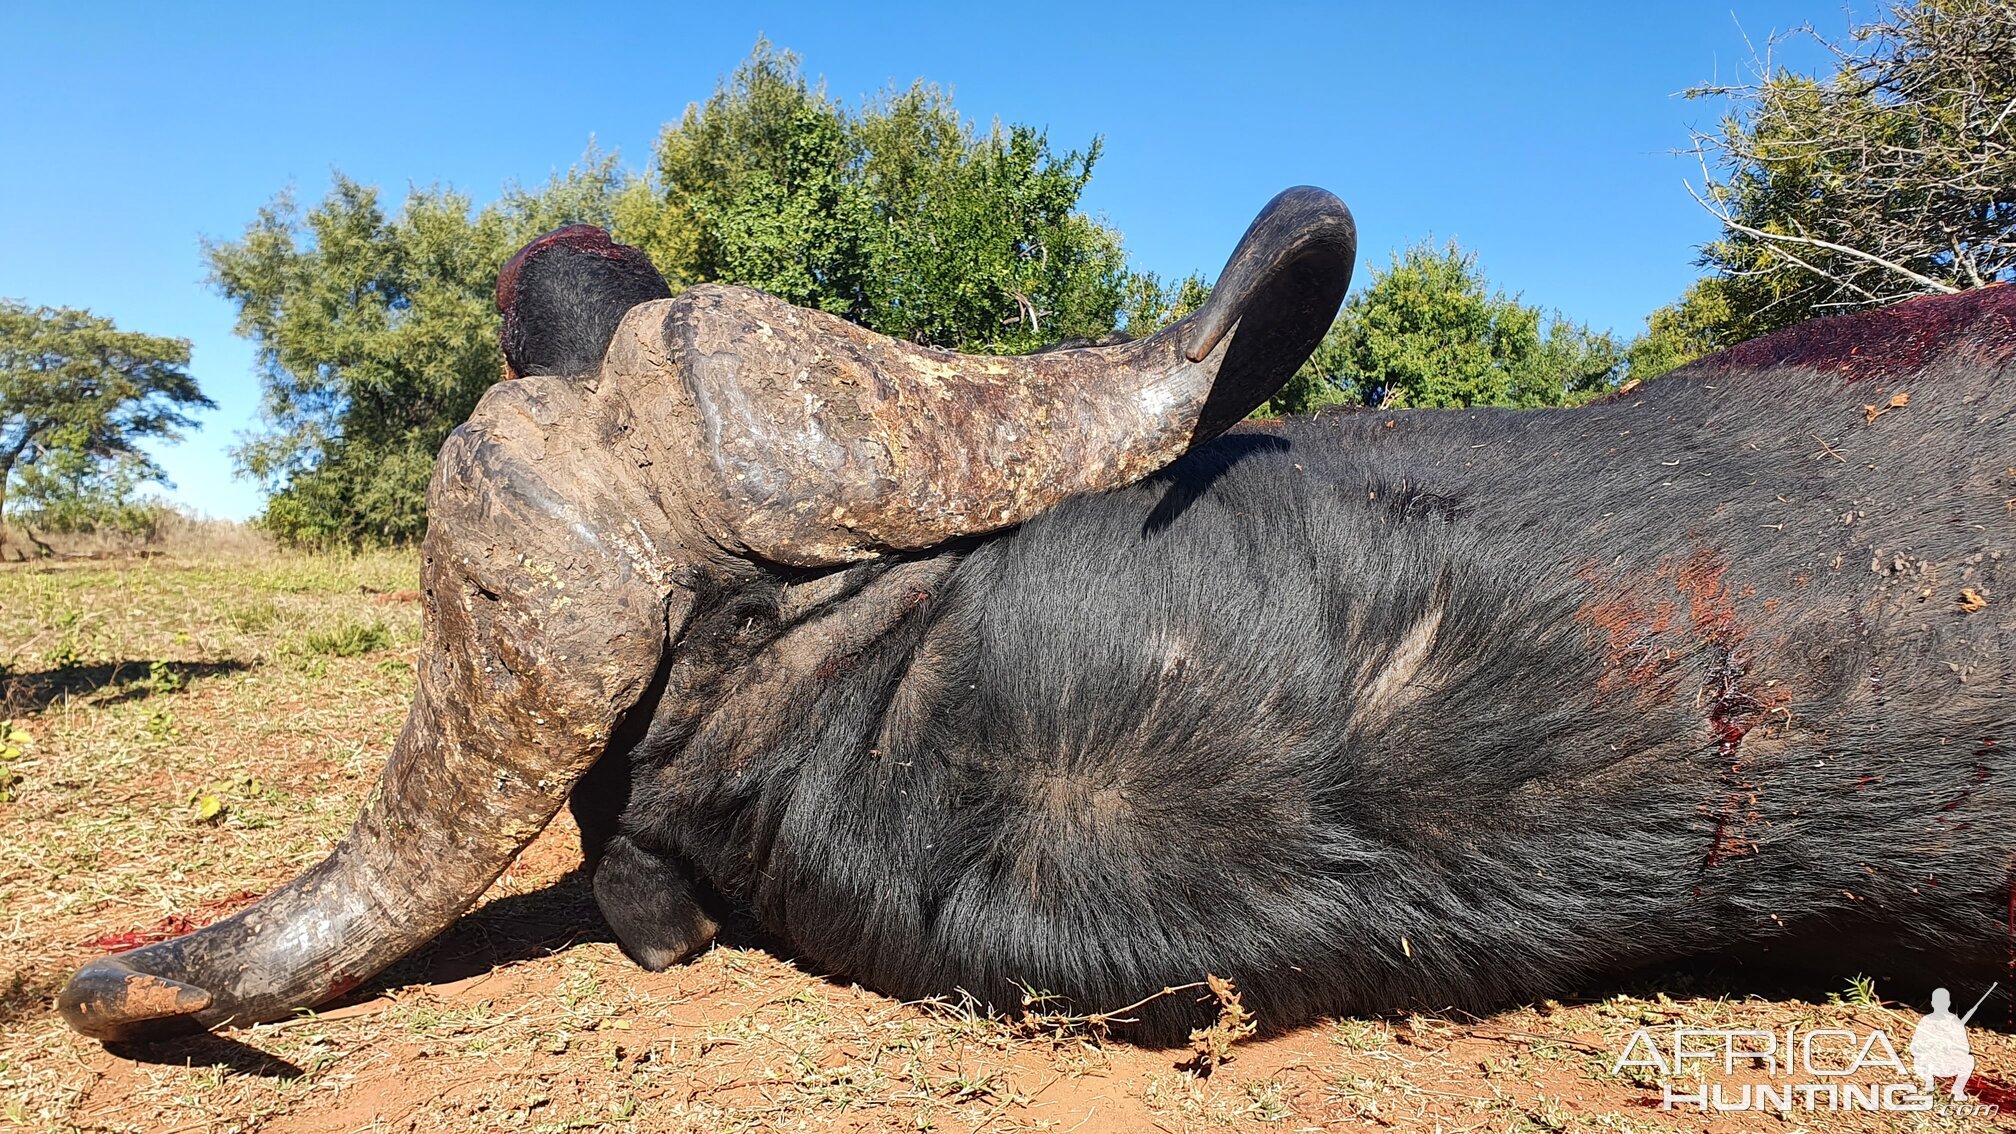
[1622,279,1738,382]
[213,41,1136,546]
[9,446,171,540]
[1682,0,2016,341]
[626,41,1128,353]
[1117,270,1210,339]
[1284,241,1621,412]
[0,301,208,545]
[208,160,628,546]
[631,43,869,306]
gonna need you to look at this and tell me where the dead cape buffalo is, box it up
[60,187,2014,1045]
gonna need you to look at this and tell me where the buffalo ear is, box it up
[498,225,671,380]
[592,836,721,970]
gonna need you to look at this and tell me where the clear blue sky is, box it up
[1,1,1858,521]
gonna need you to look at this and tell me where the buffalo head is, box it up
[57,188,1359,1040]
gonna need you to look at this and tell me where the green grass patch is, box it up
[303,617,393,657]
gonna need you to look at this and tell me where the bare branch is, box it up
[1678,0,2014,326]
[1689,186,1962,295]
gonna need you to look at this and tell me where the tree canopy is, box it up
[211,42,1145,545]
[208,172,597,546]
[622,44,1131,352]
[0,301,208,543]
[1276,241,1622,413]
[1635,0,2016,378]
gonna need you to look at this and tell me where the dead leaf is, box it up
[1183,974,1257,1076]
[1958,587,1990,613]
[1862,390,1909,425]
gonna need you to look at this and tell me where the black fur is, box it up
[587,319,2013,1044]
[498,226,671,379]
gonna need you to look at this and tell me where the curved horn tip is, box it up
[57,958,213,1041]
[1177,185,1357,364]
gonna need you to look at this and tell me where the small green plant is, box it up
[143,658,184,696]
[303,618,391,657]
[43,609,85,668]
[1829,973,1882,1008]
[0,721,28,803]
[187,776,269,826]
[144,708,178,742]
[1241,1079,1293,1121]
[1521,1096,1574,1133]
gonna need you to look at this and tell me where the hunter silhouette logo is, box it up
[1612,982,2003,1116]
[1911,985,1995,1101]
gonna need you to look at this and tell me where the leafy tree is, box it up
[0,301,208,546]
[1115,242,1622,416]
[1117,270,1210,339]
[631,43,870,305]
[1683,0,2016,339]
[209,160,628,546]
[625,41,1128,353]
[214,41,1133,546]
[9,447,172,540]
[1621,280,1738,381]
[1285,241,1621,412]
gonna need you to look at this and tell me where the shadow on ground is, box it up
[0,659,253,714]
[348,870,2016,1043]
[81,869,2016,1079]
[390,870,613,990]
[371,869,786,993]
[104,1034,306,1079]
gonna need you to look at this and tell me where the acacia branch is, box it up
[1677,0,2016,322]
[1685,180,1961,295]
[1989,95,2016,137]
[1951,233,1989,289]
[1747,237,1887,305]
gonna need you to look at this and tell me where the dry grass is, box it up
[0,549,2009,1133]
[1,514,271,564]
